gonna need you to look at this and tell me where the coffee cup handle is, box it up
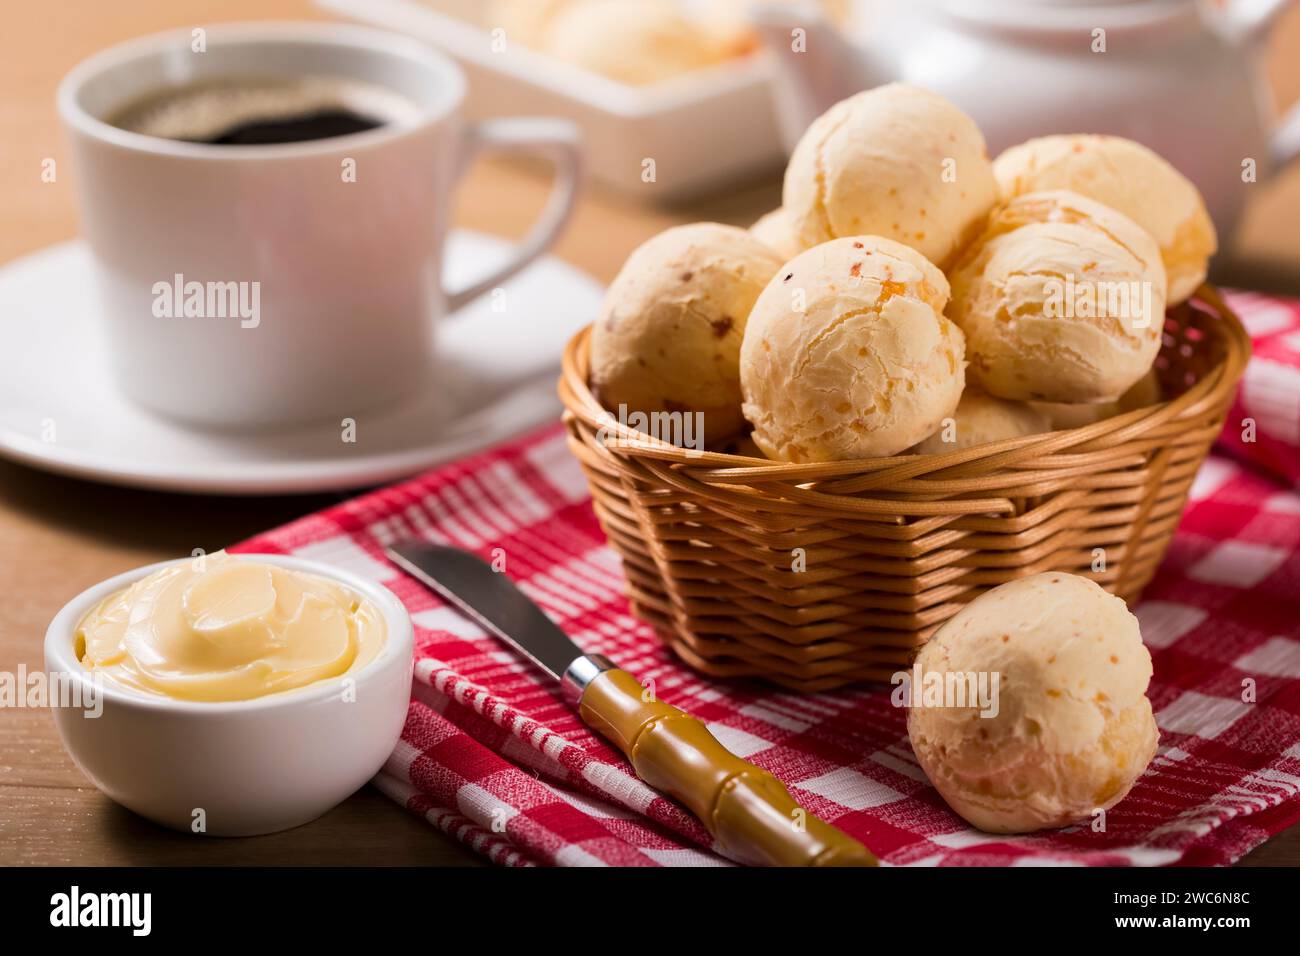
[443,117,583,313]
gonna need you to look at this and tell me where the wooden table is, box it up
[3,0,1298,867]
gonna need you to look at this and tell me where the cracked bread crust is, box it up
[740,236,965,462]
[947,190,1166,404]
[994,134,1216,304]
[907,572,1159,834]
[590,223,783,444]
[782,84,997,269]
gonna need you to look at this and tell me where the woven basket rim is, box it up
[559,285,1252,480]
[558,286,1250,690]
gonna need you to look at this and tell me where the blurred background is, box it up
[4,0,1300,292]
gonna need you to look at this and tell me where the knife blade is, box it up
[388,542,583,682]
[386,540,876,867]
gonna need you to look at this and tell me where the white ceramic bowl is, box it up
[44,553,414,836]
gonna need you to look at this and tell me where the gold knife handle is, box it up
[573,664,876,867]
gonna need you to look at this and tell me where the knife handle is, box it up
[572,663,876,867]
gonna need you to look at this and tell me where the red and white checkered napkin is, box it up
[1215,291,1300,486]
[235,291,1300,867]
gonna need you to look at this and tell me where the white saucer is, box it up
[0,232,603,495]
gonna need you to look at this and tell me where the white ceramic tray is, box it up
[316,0,786,200]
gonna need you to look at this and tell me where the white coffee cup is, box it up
[57,22,582,428]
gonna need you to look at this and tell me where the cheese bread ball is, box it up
[1032,369,1163,430]
[947,190,1167,404]
[908,573,1159,834]
[740,236,965,461]
[704,0,851,49]
[749,207,805,263]
[910,389,1049,454]
[783,84,997,268]
[590,223,783,444]
[994,135,1216,304]
[541,0,731,86]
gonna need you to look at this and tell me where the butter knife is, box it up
[387,542,876,867]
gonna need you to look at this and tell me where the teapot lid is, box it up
[932,0,1198,31]
[956,0,1190,4]
[934,0,1193,7]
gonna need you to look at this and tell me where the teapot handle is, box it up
[1214,2,1300,173]
[1215,0,1295,43]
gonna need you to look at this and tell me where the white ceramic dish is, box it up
[0,230,603,494]
[317,0,786,199]
[45,553,414,836]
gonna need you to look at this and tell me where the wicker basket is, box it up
[559,287,1251,692]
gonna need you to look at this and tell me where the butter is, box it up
[77,551,385,702]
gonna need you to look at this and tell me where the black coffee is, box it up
[193,108,381,145]
[107,75,418,145]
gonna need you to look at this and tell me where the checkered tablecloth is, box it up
[1215,290,1300,486]
[235,292,1300,867]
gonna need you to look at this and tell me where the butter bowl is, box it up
[44,553,414,836]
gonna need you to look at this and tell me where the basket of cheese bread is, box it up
[559,84,1250,691]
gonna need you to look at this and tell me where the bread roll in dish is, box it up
[783,84,997,268]
[541,0,731,86]
[488,0,572,48]
[907,572,1159,834]
[947,190,1166,404]
[590,223,783,444]
[910,389,1049,454]
[740,236,965,461]
[994,134,1216,304]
